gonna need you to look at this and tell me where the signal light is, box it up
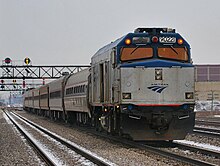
[177,39,184,45]
[4,57,11,64]
[125,38,131,45]
[1,80,4,84]
[152,36,158,43]
[13,80,16,83]
[24,57,31,65]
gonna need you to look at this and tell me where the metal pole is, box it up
[9,92,11,106]
[211,90,214,111]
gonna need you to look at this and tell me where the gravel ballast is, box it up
[0,109,45,166]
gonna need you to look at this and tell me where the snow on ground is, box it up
[195,100,220,112]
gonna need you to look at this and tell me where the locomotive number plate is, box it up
[159,37,176,43]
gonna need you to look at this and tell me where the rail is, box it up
[11,111,114,166]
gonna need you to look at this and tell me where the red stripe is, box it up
[137,104,181,107]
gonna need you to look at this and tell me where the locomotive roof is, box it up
[92,36,124,58]
[91,28,184,61]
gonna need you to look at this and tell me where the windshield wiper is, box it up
[169,45,178,55]
[130,45,140,55]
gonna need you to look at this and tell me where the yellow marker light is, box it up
[177,39,184,45]
[125,38,131,45]
[24,57,31,65]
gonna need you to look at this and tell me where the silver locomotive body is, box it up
[89,60,195,140]
[118,66,195,140]
[89,28,195,140]
[121,67,194,105]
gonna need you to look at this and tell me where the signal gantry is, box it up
[0,57,90,91]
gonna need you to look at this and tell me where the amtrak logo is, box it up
[147,85,168,93]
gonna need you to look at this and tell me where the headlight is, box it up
[155,69,163,80]
[185,92,194,99]
[122,93,131,99]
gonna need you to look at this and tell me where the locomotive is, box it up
[24,28,195,141]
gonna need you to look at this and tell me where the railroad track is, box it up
[193,126,220,138]
[4,111,114,166]
[4,111,55,166]
[117,139,219,166]
[76,125,219,166]
[164,141,220,158]
[141,140,220,159]
[135,141,219,166]
[196,120,220,127]
[12,111,219,166]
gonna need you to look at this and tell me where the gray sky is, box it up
[0,0,220,65]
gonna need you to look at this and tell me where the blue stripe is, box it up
[119,60,194,68]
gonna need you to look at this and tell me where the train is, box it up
[24,28,195,141]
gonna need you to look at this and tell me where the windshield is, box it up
[158,47,188,61]
[120,47,153,62]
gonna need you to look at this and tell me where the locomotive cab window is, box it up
[158,47,188,61]
[120,47,153,62]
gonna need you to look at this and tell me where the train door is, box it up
[100,62,110,103]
